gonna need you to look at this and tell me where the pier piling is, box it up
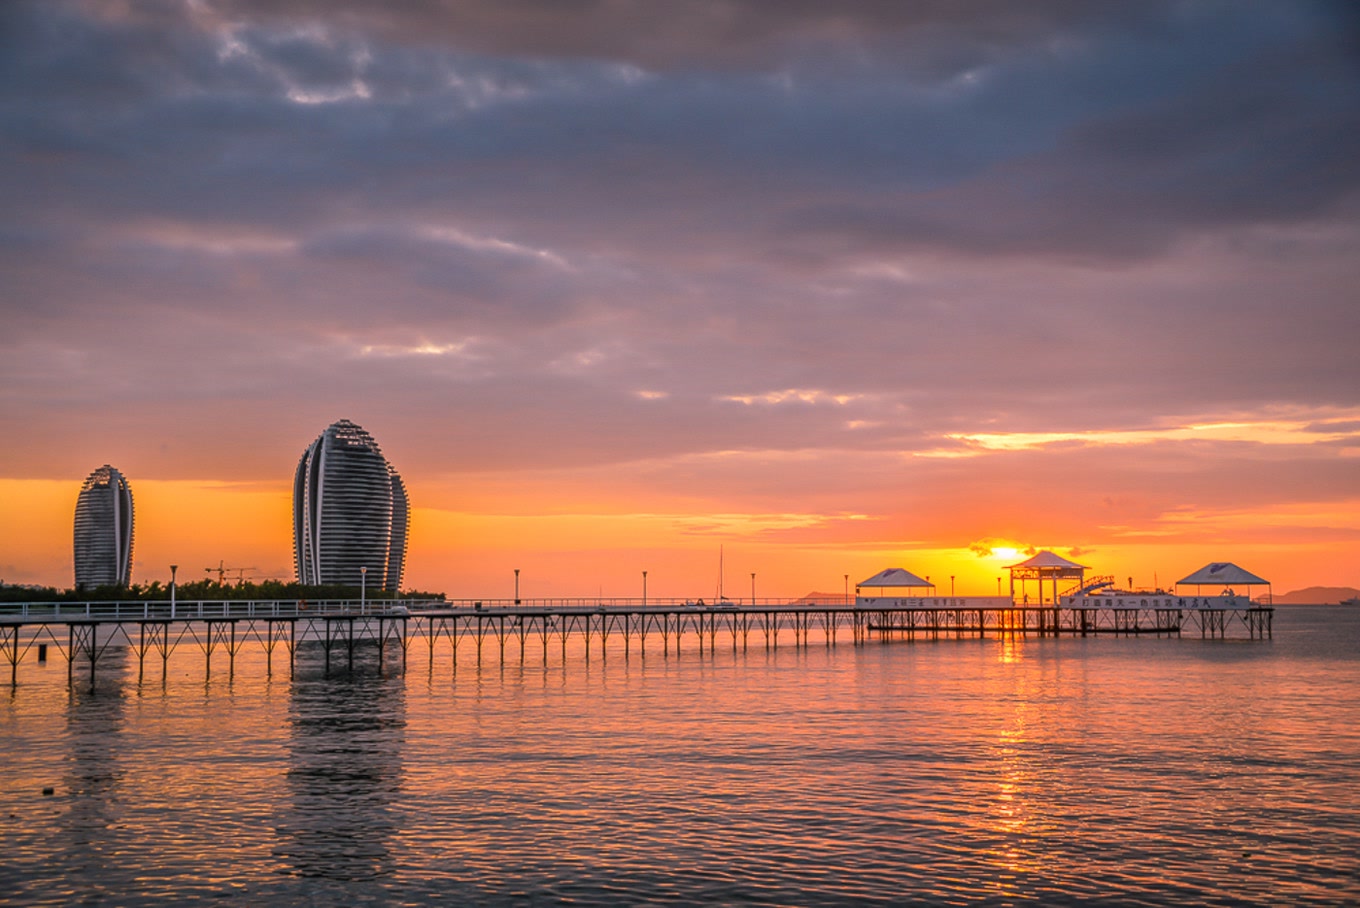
[0,598,1276,689]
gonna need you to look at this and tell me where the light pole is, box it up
[997,577,1002,596]
[514,568,520,605]
[844,574,849,604]
[360,566,368,613]
[642,571,648,608]
[170,564,178,618]
[751,572,756,606]
[951,575,955,599]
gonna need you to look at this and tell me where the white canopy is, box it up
[859,567,933,589]
[1176,563,1269,586]
[1006,550,1086,605]
[1008,551,1088,571]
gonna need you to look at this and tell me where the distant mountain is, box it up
[1275,586,1360,605]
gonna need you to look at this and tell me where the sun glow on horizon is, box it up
[4,468,1358,597]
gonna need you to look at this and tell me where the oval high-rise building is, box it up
[293,420,409,593]
[73,464,134,589]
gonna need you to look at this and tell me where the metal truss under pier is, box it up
[860,604,1273,640]
[0,614,409,691]
[0,600,1273,690]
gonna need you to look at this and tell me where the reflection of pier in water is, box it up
[21,652,134,904]
[275,645,406,885]
[1,597,1274,687]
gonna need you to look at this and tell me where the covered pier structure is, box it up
[1,589,1274,690]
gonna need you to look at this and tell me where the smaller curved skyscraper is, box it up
[293,420,409,593]
[73,464,134,588]
[386,466,409,593]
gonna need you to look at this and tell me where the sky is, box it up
[2,0,1358,599]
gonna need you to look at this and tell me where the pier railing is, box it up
[0,597,1274,691]
[0,596,853,621]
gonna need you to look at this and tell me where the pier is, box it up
[0,595,1273,690]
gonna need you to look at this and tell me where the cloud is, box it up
[1,0,1357,592]
[6,1,1356,261]
[166,0,1172,72]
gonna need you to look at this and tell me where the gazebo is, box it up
[1176,563,1271,605]
[1007,551,1087,606]
[857,568,935,603]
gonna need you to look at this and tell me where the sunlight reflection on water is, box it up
[2,608,1358,905]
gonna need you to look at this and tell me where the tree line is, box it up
[0,578,446,603]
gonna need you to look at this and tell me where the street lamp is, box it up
[170,564,178,618]
[844,574,849,604]
[642,570,648,608]
[360,566,367,613]
[951,575,955,598]
[514,568,520,605]
[997,577,1002,596]
[751,572,756,606]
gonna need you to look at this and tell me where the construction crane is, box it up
[205,560,258,586]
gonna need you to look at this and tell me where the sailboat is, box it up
[713,545,738,609]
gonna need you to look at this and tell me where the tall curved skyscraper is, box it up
[386,466,409,594]
[73,464,134,588]
[293,420,409,593]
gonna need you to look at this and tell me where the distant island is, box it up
[1274,586,1360,605]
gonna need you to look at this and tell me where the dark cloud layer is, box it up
[1,0,1357,489]
[156,0,1170,70]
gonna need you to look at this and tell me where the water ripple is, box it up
[1,609,1358,904]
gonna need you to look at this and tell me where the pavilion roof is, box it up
[858,567,933,588]
[1007,550,1088,571]
[1176,562,1269,586]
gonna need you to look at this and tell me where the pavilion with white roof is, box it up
[1007,551,1087,606]
[1175,562,1272,604]
[857,567,935,595]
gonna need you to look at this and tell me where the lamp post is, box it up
[514,568,520,605]
[642,571,648,608]
[844,574,849,604]
[997,577,1002,596]
[751,572,756,606]
[951,575,955,599]
[360,566,367,613]
[170,564,178,619]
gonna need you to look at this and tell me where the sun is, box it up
[989,546,1019,560]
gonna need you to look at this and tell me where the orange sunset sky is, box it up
[2,2,1358,597]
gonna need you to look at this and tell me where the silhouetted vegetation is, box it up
[0,579,445,603]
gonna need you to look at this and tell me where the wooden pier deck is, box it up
[0,597,1274,690]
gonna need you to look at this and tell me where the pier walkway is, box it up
[0,596,1273,689]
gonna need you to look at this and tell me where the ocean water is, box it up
[2,607,1358,906]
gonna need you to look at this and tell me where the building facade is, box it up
[293,420,409,593]
[386,466,409,594]
[73,464,134,588]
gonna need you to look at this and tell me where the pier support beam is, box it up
[68,622,102,693]
[1,625,19,688]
